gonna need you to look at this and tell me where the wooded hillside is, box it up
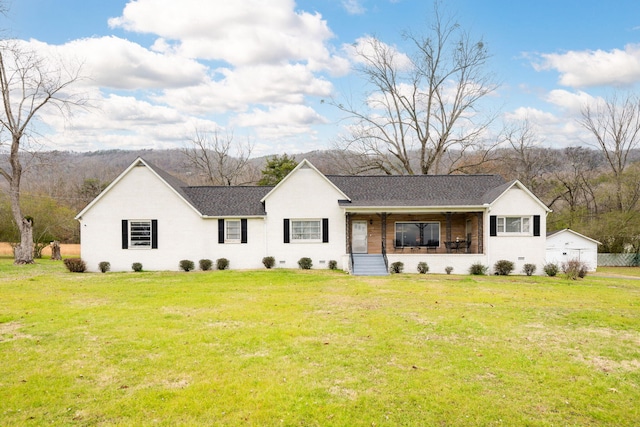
[1,147,639,253]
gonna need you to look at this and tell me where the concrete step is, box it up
[352,254,389,276]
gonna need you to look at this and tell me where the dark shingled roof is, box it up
[144,158,511,215]
[143,158,271,216]
[182,186,272,216]
[327,174,508,207]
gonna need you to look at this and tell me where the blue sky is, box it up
[2,0,640,155]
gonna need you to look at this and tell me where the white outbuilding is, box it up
[546,229,601,272]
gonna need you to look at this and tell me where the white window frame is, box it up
[129,220,152,248]
[394,221,440,248]
[291,219,322,242]
[225,219,241,243]
[496,216,531,235]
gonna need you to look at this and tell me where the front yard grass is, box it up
[1,258,639,426]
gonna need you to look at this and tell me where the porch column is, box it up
[446,212,452,248]
[381,212,387,254]
[346,212,352,254]
[476,212,483,254]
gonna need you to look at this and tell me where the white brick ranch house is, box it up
[75,157,551,274]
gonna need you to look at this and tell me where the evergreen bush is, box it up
[543,262,559,277]
[132,262,143,272]
[417,262,429,274]
[98,261,110,273]
[298,257,313,269]
[216,258,230,270]
[262,256,276,269]
[199,259,213,271]
[179,260,195,272]
[390,261,404,273]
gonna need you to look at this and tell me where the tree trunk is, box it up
[50,240,62,260]
[14,217,34,264]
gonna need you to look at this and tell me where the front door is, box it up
[352,220,368,253]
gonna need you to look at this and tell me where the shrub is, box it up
[390,261,404,274]
[562,259,588,280]
[262,256,276,269]
[417,262,429,274]
[132,262,143,272]
[522,263,536,276]
[298,257,313,270]
[494,259,515,276]
[328,260,338,270]
[469,262,488,275]
[179,259,195,272]
[543,262,559,277]
[445,266,453,275]
[199,259,213,271]
[98,261,110,273]
[64,258,86,273]
[216,258,230,270]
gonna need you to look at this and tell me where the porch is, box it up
[346,212,485,256]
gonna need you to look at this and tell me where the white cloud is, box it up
[342,0,366,15]
[544,89,595,113]
[37,93,213,151]
[155,63,334,115]
[27,37,207,90]
[108,0,339,69]
[345,36,412,70]
[231,104,327,140]
[534,43,640,88]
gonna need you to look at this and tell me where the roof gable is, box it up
[76,157,271,219]
[76,157,200,219]
[261,159,349,203]
[487,180,552,213]
[547,228,601,245]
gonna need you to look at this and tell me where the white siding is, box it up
[263,165,347,269]
[546,231,599,272]
[486,186,548,275]
[78,165,266,272]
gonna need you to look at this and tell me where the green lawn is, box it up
[1,259,639,426]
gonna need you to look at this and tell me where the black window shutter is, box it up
[283,219,290,243]
[151,220,158,249]
[122,220,128,249]
[241,219,248,243]
[489,215,497,237]
[533,215,541,236]
[322,218,329,243]
[218,219,225,244]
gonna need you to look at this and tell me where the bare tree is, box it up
[579,92,640,211]
[182,128,257,186]
[502,118,558,195]
[331,3,498,175]
[0,42,83,264]
[550,146,600,226]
